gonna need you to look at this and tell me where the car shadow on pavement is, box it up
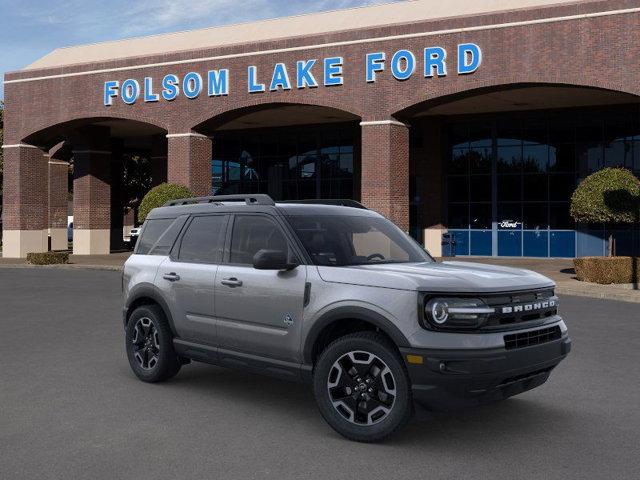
[124,362,576,445]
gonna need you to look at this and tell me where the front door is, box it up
[214,214,306,362]
[157,214,229,345]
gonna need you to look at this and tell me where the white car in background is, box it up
[128,227,141,250]
[67,216,73,242]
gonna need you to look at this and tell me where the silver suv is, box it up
[122,194,571,442]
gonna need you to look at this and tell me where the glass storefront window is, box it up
[444,105,640,257]
[470,203,491,229]
[497,145,522,173]
[211,123,357,201]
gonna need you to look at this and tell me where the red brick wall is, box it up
[167,135,212,196]
[361,123,410,231]
[2,146,48,230]
[73,151,111,230]
[5,0,640,145]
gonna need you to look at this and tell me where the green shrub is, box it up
[138,183,194,222]
[574,256,640,284]
[27,251,69,265]
[570,168,640,224]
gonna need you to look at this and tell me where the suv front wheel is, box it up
[125,304,181,383]
[313,332,413,442]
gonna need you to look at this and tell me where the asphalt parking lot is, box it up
[1,268,639,480]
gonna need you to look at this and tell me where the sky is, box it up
[0,0,398,100]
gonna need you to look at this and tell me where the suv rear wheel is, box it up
[125,304,181,383]
[313,332,413,442]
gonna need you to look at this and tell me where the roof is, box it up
[25,0,587,70]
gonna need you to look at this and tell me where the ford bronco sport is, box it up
[122,194,571,442]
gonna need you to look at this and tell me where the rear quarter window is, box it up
[135,218,177,255]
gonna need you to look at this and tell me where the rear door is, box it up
[214,213,307,362]
[157,214,229,346]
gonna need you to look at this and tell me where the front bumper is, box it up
[400,334,571,410]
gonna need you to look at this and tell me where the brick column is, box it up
[73,149,111,254]
[150,134,168,187]
[360,120,410,232]
[71,126,112,255]
[48,159,69,251]
[1,144,49,257]
[167,133,212,196]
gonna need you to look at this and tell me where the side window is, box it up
[177,215,227,264]
[136,218,174,255]
[148,216,188,256]
[229,215,289,265]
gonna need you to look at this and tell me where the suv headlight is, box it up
[424,297,495,329]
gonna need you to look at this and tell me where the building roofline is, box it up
[19,0,597,72]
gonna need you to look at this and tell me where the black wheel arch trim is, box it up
[302,306,410,364]
[124,283,178,337]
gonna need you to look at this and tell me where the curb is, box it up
[555,285,640,304]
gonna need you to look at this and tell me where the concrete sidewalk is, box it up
[1,252,638,303]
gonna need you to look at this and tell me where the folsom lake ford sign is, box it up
[103,43,482,106]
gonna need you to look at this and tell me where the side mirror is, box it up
[252,249,298,271]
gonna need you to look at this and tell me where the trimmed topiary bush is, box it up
[570,168,640,224]
[574,256,639,284]
[139,183,194,222]
[27,251,69,265]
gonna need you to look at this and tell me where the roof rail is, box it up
[163,194,275,207]
[278,199,368,209]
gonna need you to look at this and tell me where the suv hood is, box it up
[316,261,554,293]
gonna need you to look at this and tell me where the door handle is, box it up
[163,272,181,282]
[221,277,243,287]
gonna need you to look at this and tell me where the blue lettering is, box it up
[248,66,265,93]
[457,43,482,74]
[121,79,140,104]
[270,63,291,91]
[183,72,203,99]
[390,50,415,81]
[296,59,318,88]
[208,69,229,96]
[161,74,179,101]
[424,47,447,77]
[103,80,119,106]
[324,57,343,86]
[143,77,159,102]
[366,52,385,82]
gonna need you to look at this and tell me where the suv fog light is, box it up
[424,298,494,329]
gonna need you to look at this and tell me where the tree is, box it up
[138,183,194,222]
[570,167,640,255]
[121,153,152,220]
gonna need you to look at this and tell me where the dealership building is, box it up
[3,0,640,258]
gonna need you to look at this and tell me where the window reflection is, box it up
[445,107,639,253]
[211,124,356,200]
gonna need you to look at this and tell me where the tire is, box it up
[313,332,413,442]
[125,304,181,383]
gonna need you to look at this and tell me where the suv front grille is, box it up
[504,326,561,350]
[482,289,558,329]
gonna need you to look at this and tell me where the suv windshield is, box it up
[287,215,433,266]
